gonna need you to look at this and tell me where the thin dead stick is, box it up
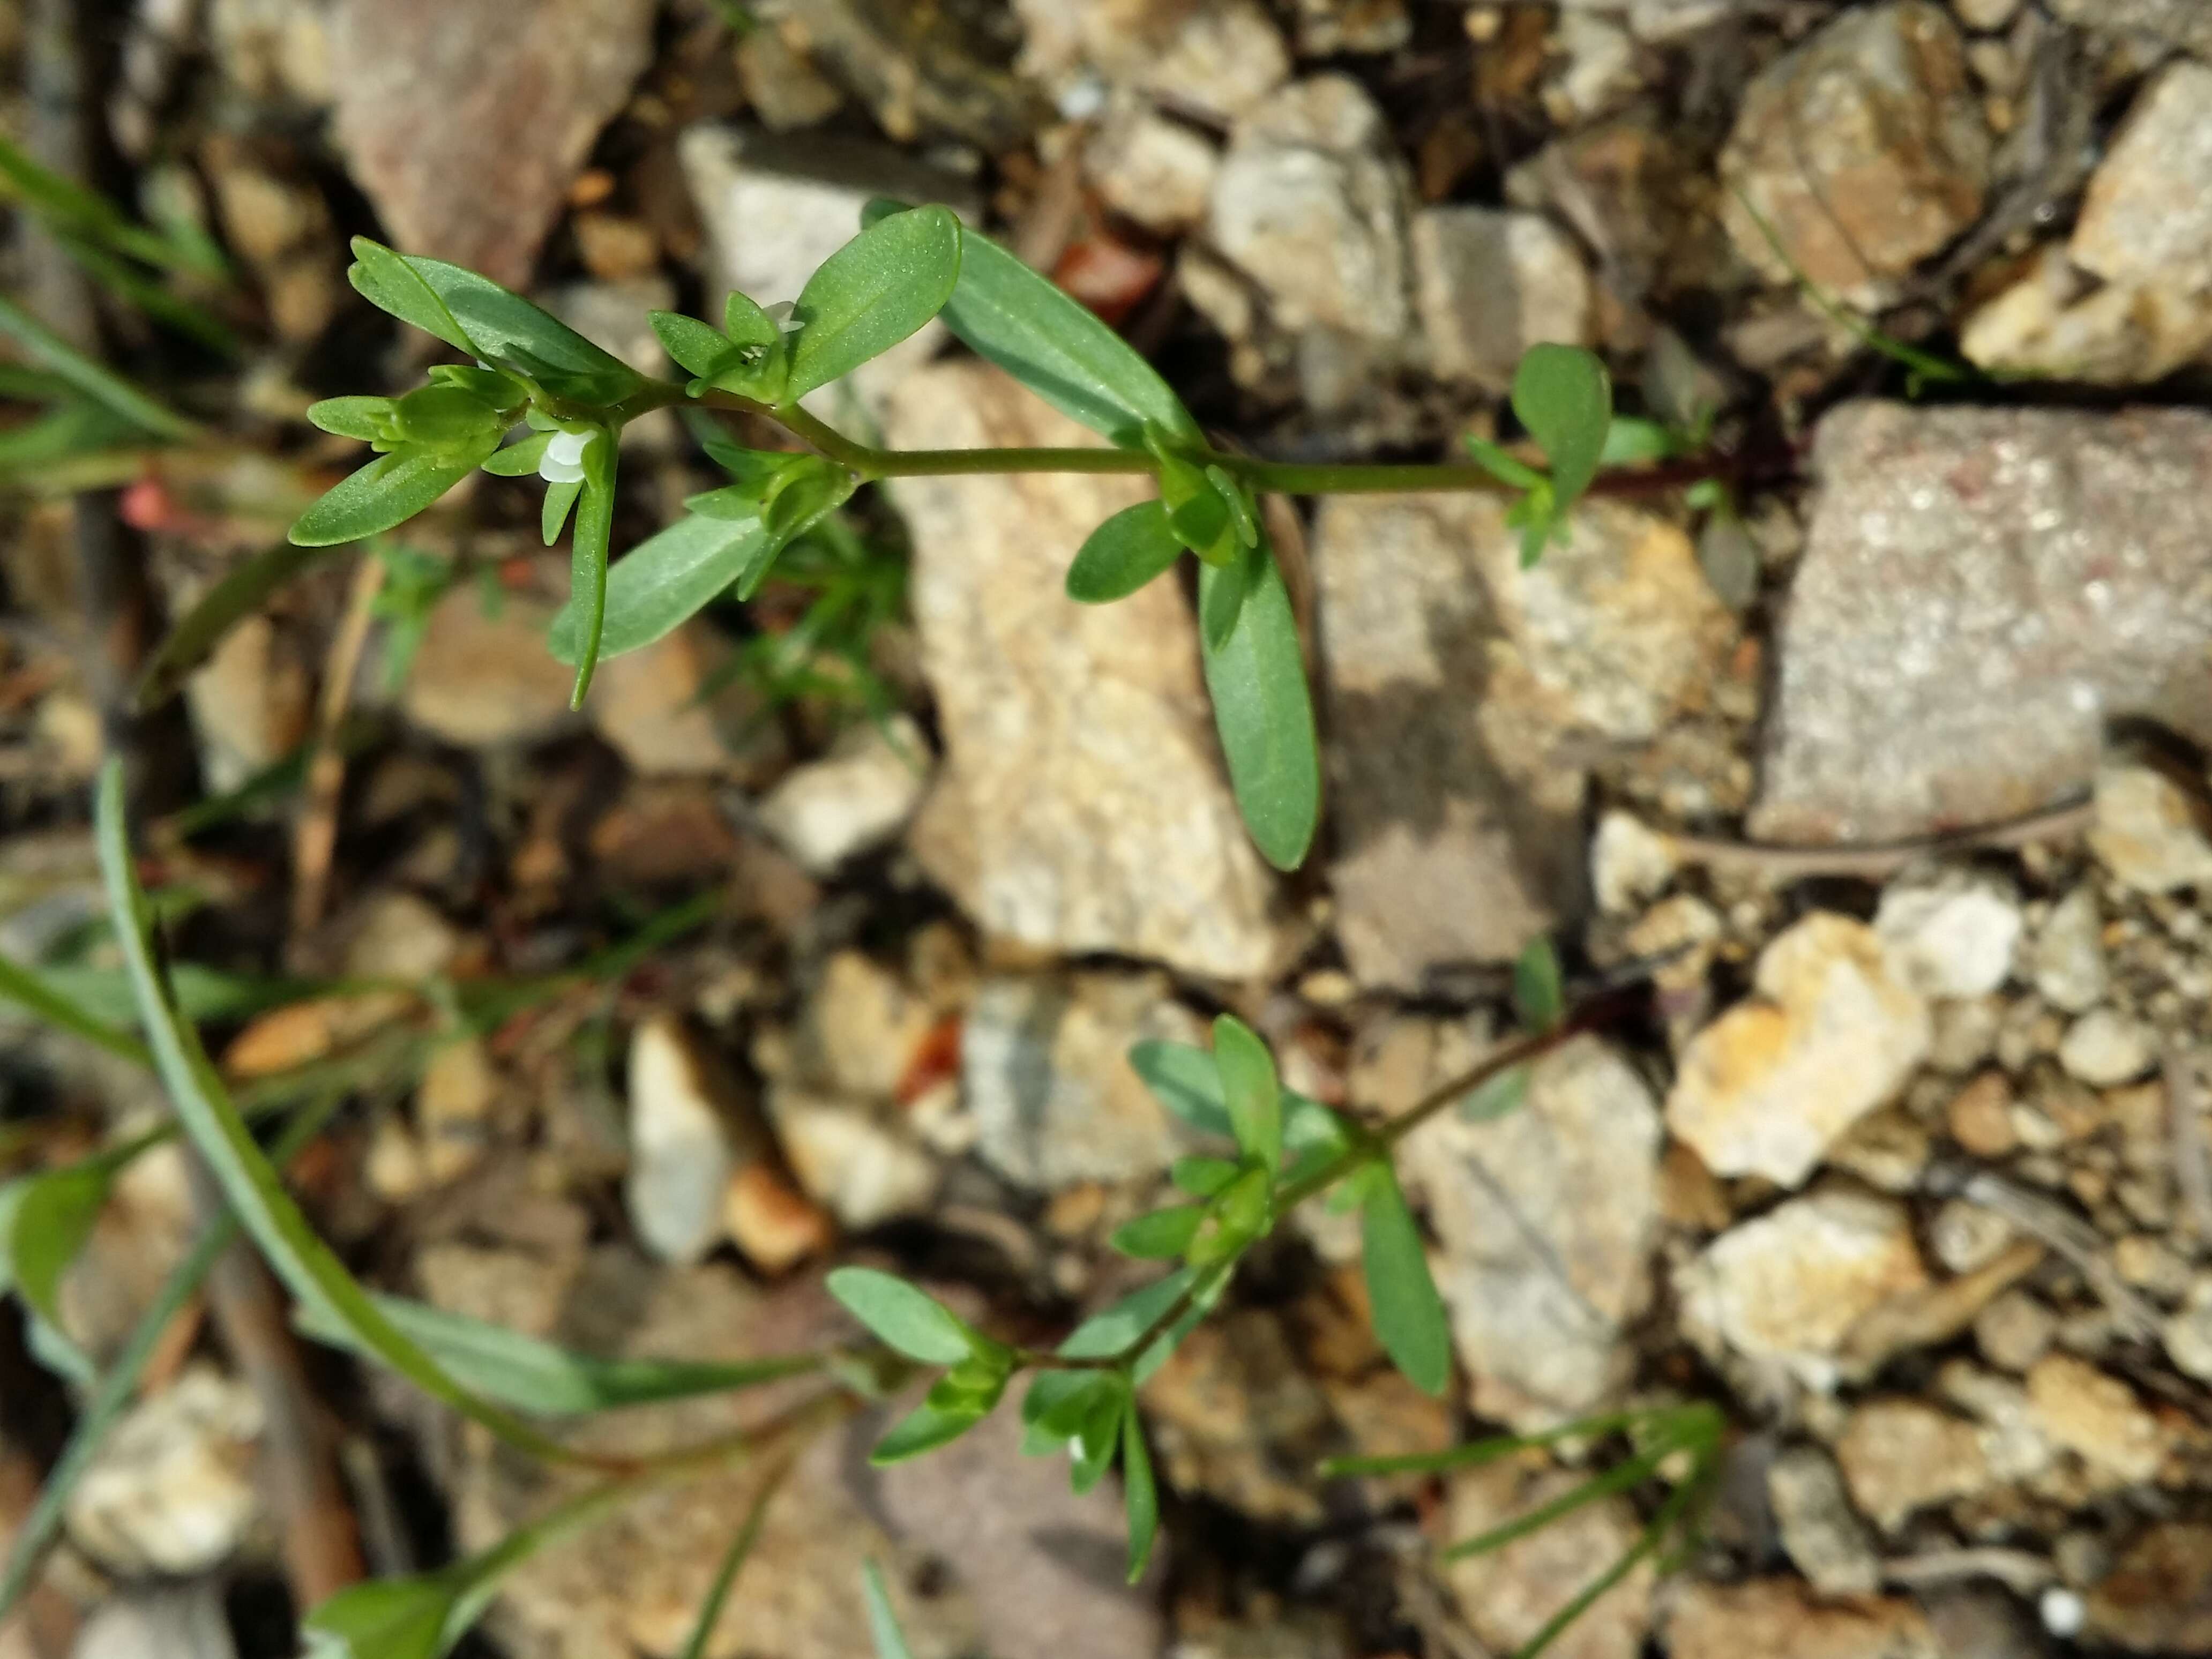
[1882,1546,2055,1595]
[1668,798,2093,883]
[1960,1170,2159,1341]
[2167,1046,2212,1254]
[289,552,386,945]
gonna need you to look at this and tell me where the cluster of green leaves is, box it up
[828,1006,1460,1582]
[1463,344,1616,568]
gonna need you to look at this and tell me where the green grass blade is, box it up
[861,1561,915,1659]
[0,294,198,440]
[93,760,579,1468]
[0,954,151,1064]
[1440,1447,1665,1562]
[676,1459,792,1659]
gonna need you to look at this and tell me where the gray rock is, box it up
[73,1585,237,1659]
[1719,2,1989,303]
[1768,1444,1882,1596]
[884,361,1281,980]
[1086,101,1219,235]
[1446,1458,1654,1659]
[1874,870,2022,1000]
[2090,762,2212,894]
[1410,207,1595,390]
[1313,492,1731,988]
[1964,64,2212,384]
[624,1015,739,1265]
[2048,0,2212,55]
[401,589,581,750]
[1014,0,1290,124]
[2058,1008,2154,1087]
[963,973,1202,1190]
[1751,403,2212,843]
[1209,76,1413,345]
[758,716,930,873]
[208,0,334,103]
[756,0,1045,148]
[331,0,653,290]
[767,1083,937,1229]
[1408,1036,1663,1430]
[2031,886,2109,1014]
[66,1365,263,1578]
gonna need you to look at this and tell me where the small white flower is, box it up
[2039,1587,2084,1640]
[764,300,803,336]
[539,428,594,484]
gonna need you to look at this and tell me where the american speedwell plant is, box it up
[286,201,1622,871]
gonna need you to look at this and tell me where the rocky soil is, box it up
[10,2,2212,1658]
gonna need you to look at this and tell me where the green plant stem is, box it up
[693,386,1717,499]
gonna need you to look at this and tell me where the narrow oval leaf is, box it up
[1067,500,1182,603]
[1199,542,1319,871]
[827,1266,975,1365]
[7,1164,113,1329]
[922,206,1200,450]
[347,238,474,357]
[786,206,961,400]
[136,542,335,711]
[479,431,552,476]
[400,252,645,406]
[1512,344,1612,508]
[301,1574,457,1659]
[541,477,581,545]
[1198,535,1253,651]
[1121,1400,1159,1583]
[1127,1041,1231,1139]
[548,512,765,665]
[1361,1169,1451,1396]
[1056,1267,1197,1362]
[1110,1205,1205,1260]
[649,311,736,382]
[1169,1156,1238,1198]
[1512,936,1566,1032]
[870,1398,988,1465]
[1210,1014,1281,1173]
[307,397,394,442]
[294,1292,820,1416]
[289,449,479,547]
[564,436,617,707]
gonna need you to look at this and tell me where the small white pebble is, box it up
[1055,71,1109,121]
[2041,1586,2086,1640]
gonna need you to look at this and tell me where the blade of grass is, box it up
[93,759,587,1469]
[0,1093,339,1622]
[675,1453,796,1659]
[0,294,198,440]
[1440,1447,1667,1562]
[1319,1407,1661,1479]
[0,954,151,1064]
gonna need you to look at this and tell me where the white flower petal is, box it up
[539,428,594,484]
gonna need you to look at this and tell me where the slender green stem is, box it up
[686,382,1717,498]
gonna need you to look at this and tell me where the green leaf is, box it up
[785,206,961,400]
[1210,1015,1281,1174]
[564,434,617,706]
[1598,416,1682,467]
[479,431,553,476]
[827,1267,976,1365]
[870,1396,989,1464]
[1198,534,1253,651]
[862,1563,915,1659]
[649,310,738,382]
[1512,345,1611,510]
[399,251,645,407]
[0,293,197,441]
[6,1162,114,1329]
[549,512,765,664]
[348,238,475,357]
[1120,1400,1158,1583]
[308,397,396,443]
[0,954,151,1063]
[541,477,581,544]
[300,1574,458,1659]
[1460,1063,1529,1124]
[93,760,578,1469]
[1199,542,1319,871]
[724,290,782,348]
[1110,1205,1205,1260]
[1512,936,1565,1032]
[295,1292,819,1416]
[135,542,337,712]
[675,1463,787,1659]
[1127,1041,1232,1139]
[1057,1267,1197,1362]
[1069,1383,1127,1493]
[289,449,482,547]
[921,206,1200,449]
[1360,1169,1451,1396]
[1065,500,1182,603]
[1169,1155,1238,1197]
